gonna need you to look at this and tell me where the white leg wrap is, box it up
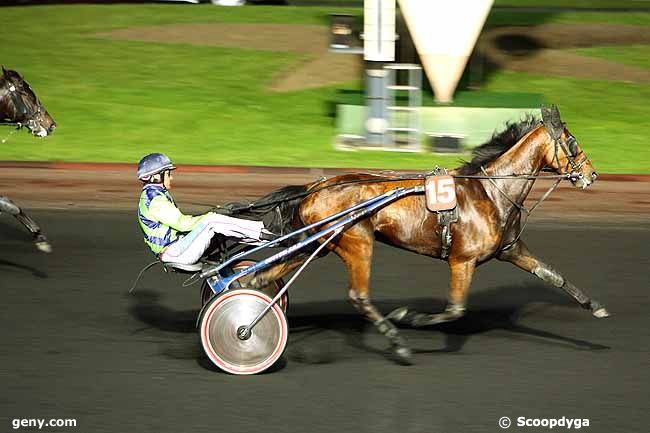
[0,197,20,215]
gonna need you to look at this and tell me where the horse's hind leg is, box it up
[498,241,609,318]
[0,196,52,253]
[390,257,476,327]
[334,226,413,365]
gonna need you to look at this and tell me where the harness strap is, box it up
[437,206,459,259]
[478,165,563,252]
[480,166,529,214]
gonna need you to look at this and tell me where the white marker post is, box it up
[364,0,396,146]
[398,0,493,103]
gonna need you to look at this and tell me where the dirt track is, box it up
[0,163,648,223]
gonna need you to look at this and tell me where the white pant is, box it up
[160,213,264,265]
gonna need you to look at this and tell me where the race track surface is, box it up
[0,211,648,433]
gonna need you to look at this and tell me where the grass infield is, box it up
[0,4,649,173]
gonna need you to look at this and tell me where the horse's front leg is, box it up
[0,196,52,253]
[389,257,476,327]
[498,241,609,318]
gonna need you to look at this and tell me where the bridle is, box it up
[549,125,590,181]
[472,123,591,251]
[0,77,43,132]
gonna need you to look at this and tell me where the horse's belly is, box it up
[372,210,440,257]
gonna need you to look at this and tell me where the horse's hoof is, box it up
[386,306,410,323]
[35,241,52,253]
[593,307,610,318]
[388,345,414,366]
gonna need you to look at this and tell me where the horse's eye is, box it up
[567,137,578,156]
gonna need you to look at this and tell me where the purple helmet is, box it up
[137,153,176,180]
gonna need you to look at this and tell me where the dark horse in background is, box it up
[231,105,609,365]
[0,67,56,252]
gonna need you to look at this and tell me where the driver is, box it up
[137,153,277,265]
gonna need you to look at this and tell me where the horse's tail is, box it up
[218,184,310,236]
[223,183,333,290]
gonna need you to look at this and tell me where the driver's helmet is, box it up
[137,153,176,181]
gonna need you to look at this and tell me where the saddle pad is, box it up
[425,175,457,212]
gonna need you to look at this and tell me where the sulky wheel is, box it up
[199,289,288,375]
[200,260,288,313]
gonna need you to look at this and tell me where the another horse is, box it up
[0,67,56,252]
[1,67,56,137]
[237,105,609,364]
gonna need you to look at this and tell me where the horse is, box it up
[0,67,56,253]
[1,67,56,137]
[229,105,609,365]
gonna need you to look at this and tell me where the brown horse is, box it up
[239,105,608,364]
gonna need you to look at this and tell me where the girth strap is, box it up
[437,206,459,259]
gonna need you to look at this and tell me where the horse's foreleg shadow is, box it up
[0,258,48,278]
[383,283,611,354]
[413,306,611,355]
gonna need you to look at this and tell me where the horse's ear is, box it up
[541,104,562,140]
[551,104,562,125]
[540,105,562,140]
[540,105,552,124]
[550,104,565,135]
[1,66,6,76]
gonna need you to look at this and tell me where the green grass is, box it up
[574,45,650,69]
[482,72,650,173]
[290,0,650,8]
[494,0,650,8]
[1,4,649,173]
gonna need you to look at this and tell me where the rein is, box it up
[474,132,590,252]
[479,166,564,251]
[216,128,587,254]
[217,169,577,215]
[0,128,18,144]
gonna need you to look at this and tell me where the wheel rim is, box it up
[200,289,287,375]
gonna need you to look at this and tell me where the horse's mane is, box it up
[457,115,540,175]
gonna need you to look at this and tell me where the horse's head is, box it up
[541,105,597,189]
[1,67,56,137]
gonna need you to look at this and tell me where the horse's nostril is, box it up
[591,172,598,181]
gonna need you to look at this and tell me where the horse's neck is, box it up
[483,127,550,210]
